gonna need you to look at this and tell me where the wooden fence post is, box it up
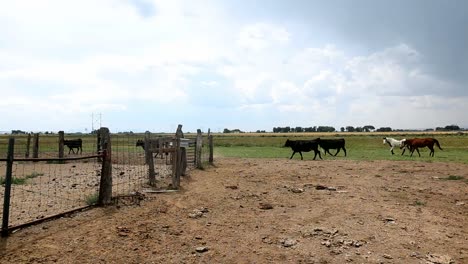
[144,131,151,165]
[172,125,184,189]
[25,133,31,158]
[33,133,39,159]
[98,127,112,205]
[196,129,203,169]
[144,137,157,187]
[58,131,64,158]
[208,129,213,164]
[2,138,15,237]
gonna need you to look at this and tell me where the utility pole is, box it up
[91,112,102,133]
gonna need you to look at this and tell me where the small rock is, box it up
[425,254,454,264]
[188,211,203,218]
[259,203,274,210]
[119,172,125,176]
[195,247,209,253]
[282,239,297,247]
[290,187,304,193]
[383,254,393,259]
[321,240,332,247]
[354,241,364,248]
[225,185,238,190]
[455,201,465,206]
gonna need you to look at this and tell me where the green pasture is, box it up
[212,132,468,164]
[1,132,467,163]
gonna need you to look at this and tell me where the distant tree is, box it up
[376,127,392,132]
[363,125,375,132]
[340,127,345,132]
[11,130,26,134]
[445,124,460,131]
[317,126,335,132]
[355,127,363,132]
[295,127,303,133]
[223,128,231,133]
[346,126,355,132]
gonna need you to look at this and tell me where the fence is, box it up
[1,125,213,237]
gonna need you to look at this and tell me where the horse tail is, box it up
[434,139,443,150]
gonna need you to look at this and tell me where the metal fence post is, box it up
[2,138,15,237]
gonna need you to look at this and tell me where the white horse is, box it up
[383,137,406,155]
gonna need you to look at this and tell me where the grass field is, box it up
[1,131,467,163]
[212,131,468,163]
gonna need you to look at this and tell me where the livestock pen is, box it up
[0,126,213,236]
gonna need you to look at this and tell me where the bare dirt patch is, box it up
[1,158,467,263]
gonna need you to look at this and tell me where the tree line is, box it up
[221,124,463,133]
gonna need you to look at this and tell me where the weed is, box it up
[85,193,99,205]
[0,176,27,185]
[443,175,464,181]
[413,200,426,206]
[25,172,44,179]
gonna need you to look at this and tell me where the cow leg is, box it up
[317,150,322,160]
[289,152,296,159]
[334,149,340,156]
[416,148,421,157]
[299,152,303,160]
[343,147,347,156]
[390,146,394,155]
[327,149,334,156]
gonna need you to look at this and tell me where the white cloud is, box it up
[0,1,466,131]
[237,23,290,51]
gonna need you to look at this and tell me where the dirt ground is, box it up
[1,157,467,264]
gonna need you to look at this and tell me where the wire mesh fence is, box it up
[0,134,101,229]
[1,128,214,235]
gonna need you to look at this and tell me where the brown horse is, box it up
[401,138,443,157]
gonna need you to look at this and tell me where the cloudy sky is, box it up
[1,0,467,133]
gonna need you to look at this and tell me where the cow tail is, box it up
[434,139,443,150]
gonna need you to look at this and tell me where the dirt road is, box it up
[1,158,467,263]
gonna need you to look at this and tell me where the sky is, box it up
[1,0,467,133]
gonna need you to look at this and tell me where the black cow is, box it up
[64,139,82,154]
[316,138,346,156]
[284,139,322,160]
[136,139,169,159]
